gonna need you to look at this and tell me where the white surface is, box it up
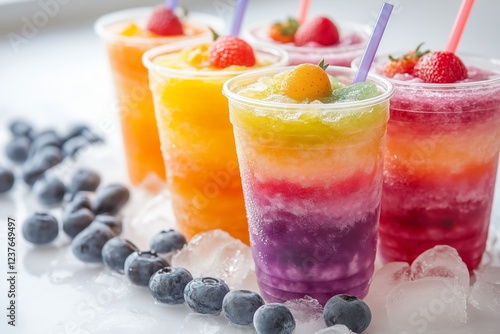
[1,0,500,333]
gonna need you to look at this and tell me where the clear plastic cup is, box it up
[352,54,500,270]
[95,7,223,185]
[244,20,369,66]
[143,40,288,244]
[224,66,393,304]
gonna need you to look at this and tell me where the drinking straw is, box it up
[298,0,311,24]
[167,0,178,9]
[230,0,249,36]
[446,0,475,53]
[352,2,394,84]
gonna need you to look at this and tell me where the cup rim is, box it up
[222,66,394,110]
[243,20,370,54]
[351,52,500,90]
[94,7,224,45]
[142,40,290,78]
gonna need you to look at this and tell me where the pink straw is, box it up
[352,2,394,84]
[298,0,311,24]
[230,0,249,36]
[167,0,178,9]
[446,0,475,53]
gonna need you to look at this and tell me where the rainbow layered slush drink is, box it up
[143,41,288,244]
[95,8,221,185]
[359,55,500,270]
[224,66,393,304]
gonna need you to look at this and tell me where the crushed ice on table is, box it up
[469,266,500,316]
[284,296,326,333]
[314,324,354,333]
[387,276,467,333]
[178,313,255,334]
[410,245,470,291]
[171,230,253,288]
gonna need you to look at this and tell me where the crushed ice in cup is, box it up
[411,245,470,291]
[179,313,255,334]
[387,276,467,333]
[284,296,326,333]
[314,324,354,334]
[171,230,253,288]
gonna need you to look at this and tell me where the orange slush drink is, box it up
[143,39,288,243]
[95,8,221,185]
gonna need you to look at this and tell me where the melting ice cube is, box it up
[474,266,500,285]
[314,324,354,333]
[171,230,253,288]
[411,245,469,290]
[469,281,500,316]
[178,313,255,334]
[284,296,326,333]
[387,276,467,333]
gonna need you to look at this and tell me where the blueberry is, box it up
[62,124,90,143]
[102,237,139,273]
[184,277,230,315]
[124,251,168,286]
[71,223,116,263]
[28,131,62,158]
[64,191,92,213]
[22,212,59,245]
[222,290,265,326]
[33,176,66,206]
[92,184,130,215]
[5,136,30,163]
[22,146,63,186]
[150,229,186,254]
[149,267,193,305]
[62,136,89,158]
[81,128,104,144]
[93,214,122,235]
[323,294,372,333]
[253,304,296,334]
[0,167,15,194]
[9,119,32,137]
[68,168,101,197]
[62,208,95,238]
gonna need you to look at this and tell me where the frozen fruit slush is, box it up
[143,40,288,244]
[359,54,500,270]
[95,8,220,185]
[224,65,393,304]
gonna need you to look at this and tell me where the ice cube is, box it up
[284,296,326,333]
[469,281,500,316]
[387,276,467,333]
[171,230,253,288]
[314,324,354,333]
[411,245,469,290]
[474,266,500,284]
[178,313,255,334]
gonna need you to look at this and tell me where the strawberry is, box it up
[382,43,429,77]
[147,6,184,36]
[268,18,300,43]
[294,16,339,47]
[413,51,468,83]
[209,35,256,69]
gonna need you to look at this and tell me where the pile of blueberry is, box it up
[2,120,373,334]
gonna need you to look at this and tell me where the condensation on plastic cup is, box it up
[243,20,370,66]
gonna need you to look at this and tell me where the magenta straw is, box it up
[230,0,249,36]
[352,2,394,84]
[167,0,178,9]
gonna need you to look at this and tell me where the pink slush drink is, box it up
[224,65,393,304]
[244,20,368,66]
[354,54,500,270]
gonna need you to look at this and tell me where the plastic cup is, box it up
[352,54,500,270]
[243,20,369,66]
[143,40,288,244]
[223,66,393,304]
[95,7,223,185]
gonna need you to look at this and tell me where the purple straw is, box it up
[352,2,394,84]
[167,0,178,9]
[230,0,249,36]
